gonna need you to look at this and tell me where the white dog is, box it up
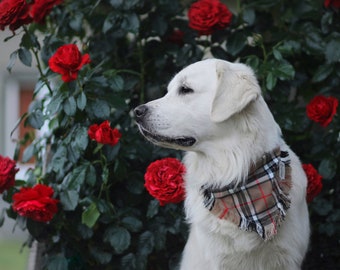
[135,59,309,270]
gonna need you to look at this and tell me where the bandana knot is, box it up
[202,148,292,241]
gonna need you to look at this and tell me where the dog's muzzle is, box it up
[134,105,197,147]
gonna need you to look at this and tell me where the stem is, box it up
[31,47,53,96]
[23,26,53,96]
[236,0,241,15]
[261,43,268,63]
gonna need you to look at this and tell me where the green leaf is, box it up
[121,216,143,232]
[273,49,283,61]
[147,199,159,219]
[121,253,137,270]
[101,166,109,184]
[227,31,246,56]
[26,110,44,129]
[50,146,67,173]
[138,231,154,257]
[60,190,79,211]
[125,176,144,195]
[122,13,139,34]
[103,13,120,33]
[243,8,255,25]
[313,198,333,216]
[318,158,337,179]
[325,39,340,63]
[245,55,260,70]
[104,226,131,254]
[47,93,64,115]
[88,99,111,119]
[89,246,112,264]
[73,127,89,151]
[86,164,97,187]
[274,62,295,80]
[69,165,87,190]
[110,75,124,92]
[18,48,32,67]
[266,72,277,90]
[46,254,68,270]
[211,46,228,60]
[82,202,101,228]
[64,96,77,116]
[0,209,5,227]
[22,144,35,163]
[7,50,18,72]
[69,12,84,32]
[312,64,333,83]
[77,91,87,110]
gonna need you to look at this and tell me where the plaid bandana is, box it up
[202,148,291,241]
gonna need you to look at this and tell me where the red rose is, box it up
[88,120,122,146]
[188,0,232,35]
[306,95,338,127]
[165,29,185,46]
[48,44,91,82]
[302,164,323,203]
[144,157,185,206]
[29,0,63,24]
[0,155,19,193]
[0,0,32,31]
[12,184,59,222]
[324,0,340,8]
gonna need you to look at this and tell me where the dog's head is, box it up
[134,59,261,150]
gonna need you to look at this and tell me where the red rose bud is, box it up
[48,44,91,82]
[0,155,19,193]
[0,0,32,31]
[12,184,59,222]
[302,164,323,203]
[29,0,63,24]
[144,157,185,206]
[306,95,338,127]
[88,120,122,146]
[188,0,232,36]
[166,29,185,46]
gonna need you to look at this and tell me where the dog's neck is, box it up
[184,97,283,188]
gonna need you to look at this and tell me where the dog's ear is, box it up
[210,61,261,122]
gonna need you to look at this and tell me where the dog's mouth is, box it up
[137,124,196,147]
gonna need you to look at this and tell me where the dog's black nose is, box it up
[134,105,148,119]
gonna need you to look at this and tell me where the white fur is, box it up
[135,59,310,269]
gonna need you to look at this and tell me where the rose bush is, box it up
[0,0,339,269]
[144,158,185,206]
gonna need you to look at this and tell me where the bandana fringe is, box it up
[201,147,292,241]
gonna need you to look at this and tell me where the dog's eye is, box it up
[179,86,194,95]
